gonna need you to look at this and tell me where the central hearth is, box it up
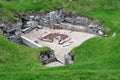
[41,33,71,44]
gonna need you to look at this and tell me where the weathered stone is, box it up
[34,16,40,21]
[25,21,38,28]
[98,29,104,35]
[21,36,42,48]
[1,24,21,43]
[75,17,86,25]
[40,50,57,65]
[38,18,44,26]
[65,17,74,23]
[21,27,32,33]
[22,20,39,33]
[58,9,63,17]
[0,23,7,31]
[37,25,43,29]
[44,57,57,64]
[88,23,104,35]
[49,11,58,28]
[45,62,64,67]
[60,23,86,32]
[53,36,61,44]
[64,54,73,65]
[41,55,49,62]
[29,15,35,20]
[112,32,116,37]
[49,50,55,58]
[83,18,91,26]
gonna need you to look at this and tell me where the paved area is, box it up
[22,28,96,63]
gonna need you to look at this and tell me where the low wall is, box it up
[21,36,42,48]
[53,23,87,32]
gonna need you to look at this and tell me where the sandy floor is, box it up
[22,28,96,63]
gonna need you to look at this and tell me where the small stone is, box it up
[112,32,116,37]
[64,54,73,65]
[40,55,49,62]
[37,25,43,29]
[98,30,103,35]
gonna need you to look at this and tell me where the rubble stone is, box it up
[19,9,105,36]
[112,32,116,37]
[64,54,74,65]
[40,50,57,65]
[0,23,21,43]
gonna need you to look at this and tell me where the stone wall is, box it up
[21,36,42,48]
[0,9,106,43]
[20,9,105,36]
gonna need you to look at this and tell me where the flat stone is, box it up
[45,62,64,67]
[75,17,86,25]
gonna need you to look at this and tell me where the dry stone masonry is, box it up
[20,9,105,36]
[40,50,58,65]
[0,23,21,43]
[0,9,106,66]
[0,9,106,43]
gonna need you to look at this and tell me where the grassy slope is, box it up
[0,0,120,80]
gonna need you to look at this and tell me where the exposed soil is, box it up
[41,33,69,41]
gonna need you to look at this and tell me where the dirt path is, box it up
[23,28,96,64]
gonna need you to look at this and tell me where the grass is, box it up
[0,0,120,80]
